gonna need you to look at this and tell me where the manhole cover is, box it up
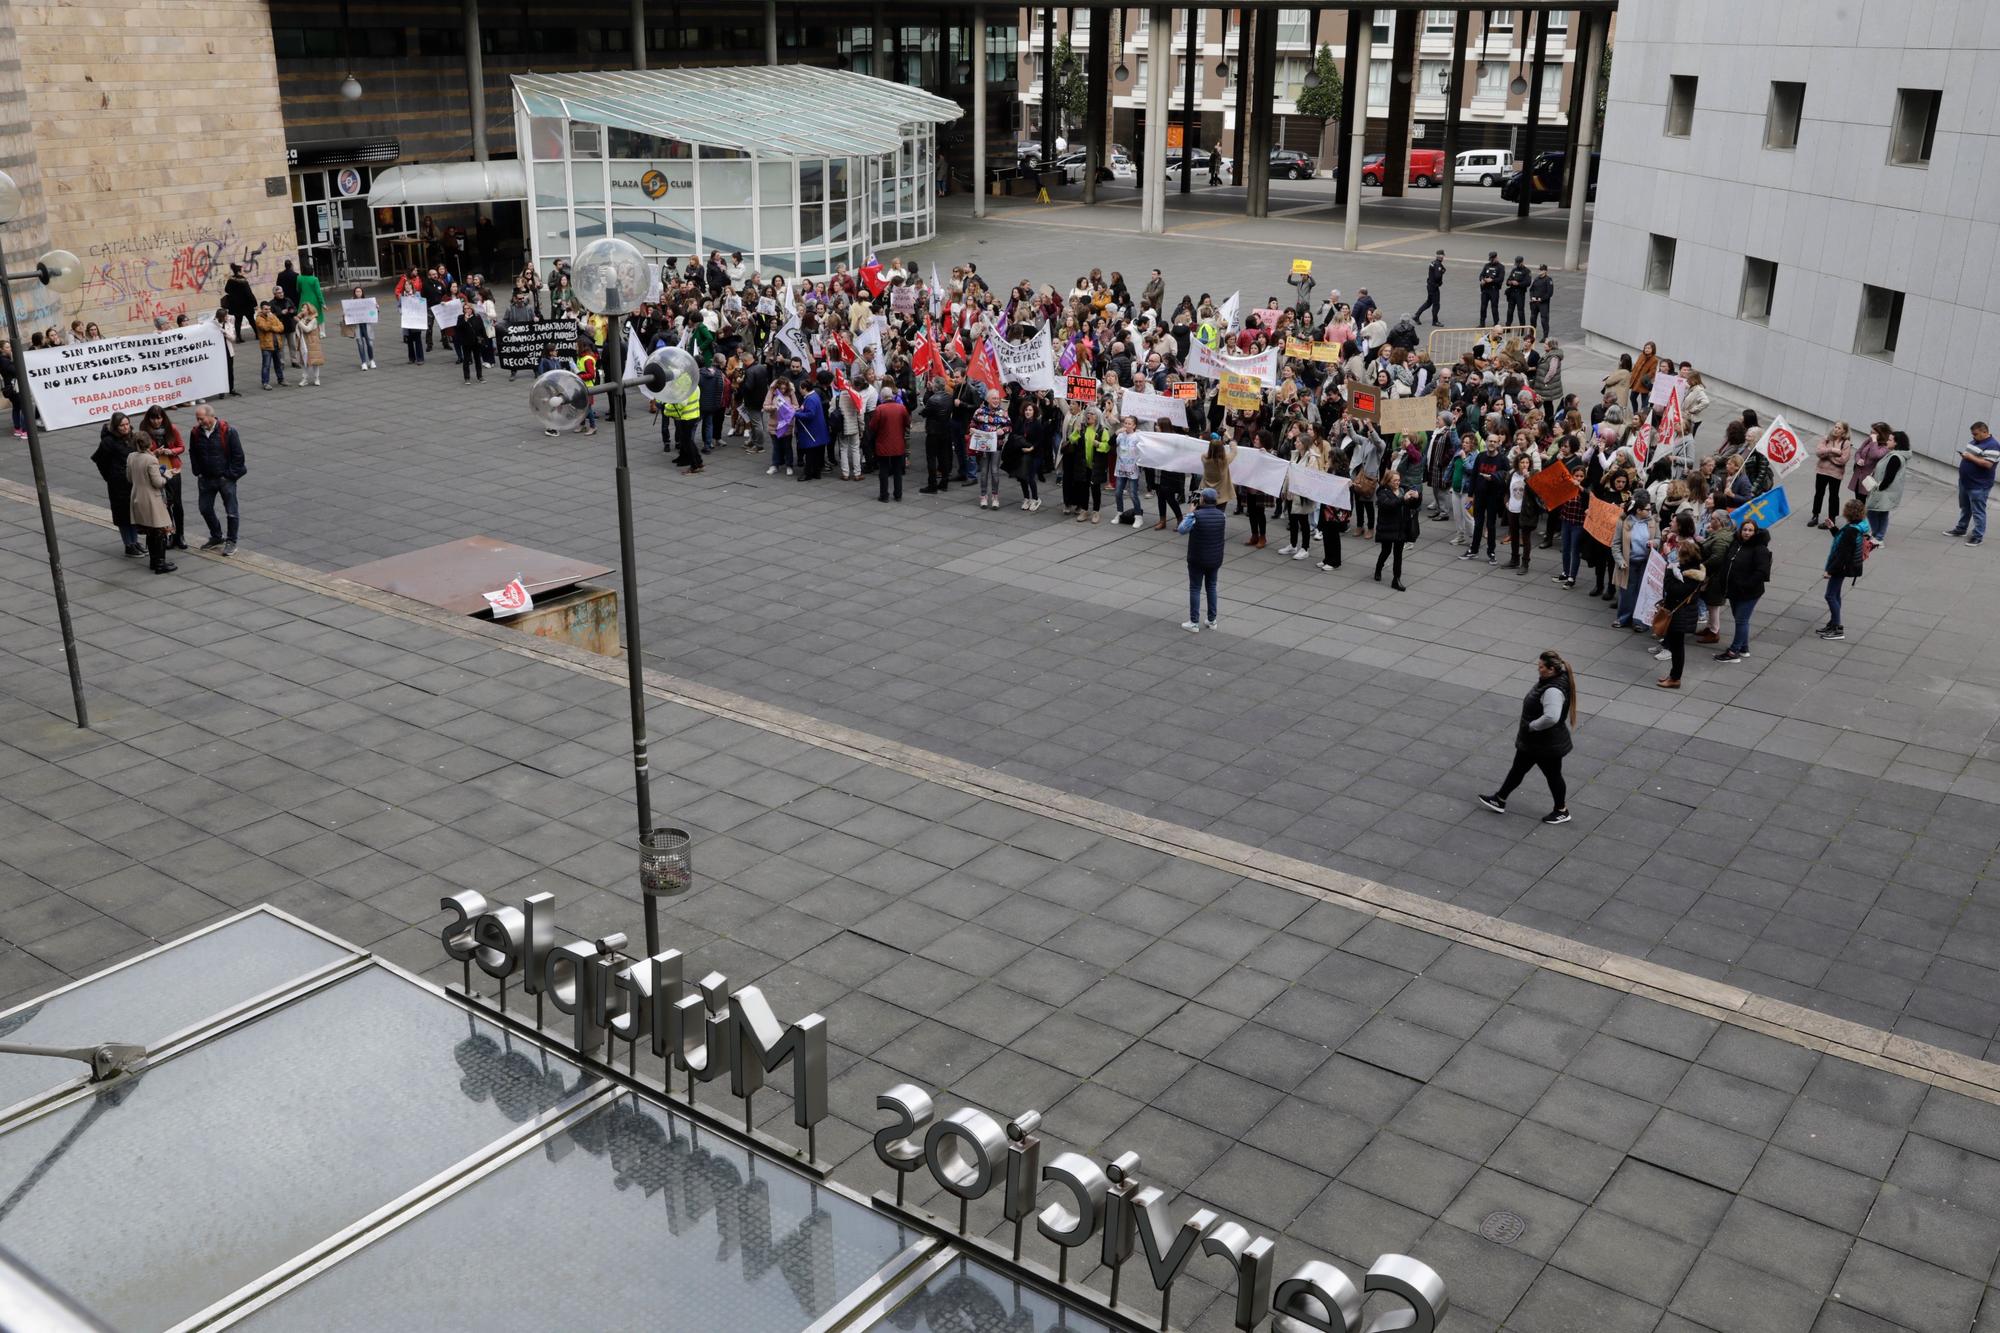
[1480,1210,1527,1245]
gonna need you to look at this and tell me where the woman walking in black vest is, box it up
[1478,651,1578,825]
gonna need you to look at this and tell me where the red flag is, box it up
[1631,424,1652,467]
[967,338,1002,393]
[949,331,967,364]
[832,369,865,417]
[913,332,947,379]
[859,254,888,298]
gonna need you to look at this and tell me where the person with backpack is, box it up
[1178,486,1226,631]
[1819,500,1871,641]
[1478,650,1579,826]
[187,404,245,556]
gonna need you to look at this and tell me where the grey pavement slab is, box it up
[0,497,1995,1331]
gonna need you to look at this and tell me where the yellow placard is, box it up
[1219,373,1262,411]
[1283,338,1314,360]
[1291,258,1312,275]
[1310,342,1342,363]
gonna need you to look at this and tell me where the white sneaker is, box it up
[1319,562,1334,571]
[1205,618,1218,630]
[784,466,793,475]
[766,465,777,475]
[1278,544,1295,556]
[1181,620,1201,633]
[1292,549,1310,560]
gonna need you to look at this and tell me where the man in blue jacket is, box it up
[1178,486,1226,631]
[188,404,245,555]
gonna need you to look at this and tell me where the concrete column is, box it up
[1517,9,1548,217]
[1178,7,1197,193]
[873,2,888,78]
[1141,4,1170,232]
[464,0,487,162]
[1246,1,1277,217]
[0,3,53,331]
[1437,7,1469,232]
[1381,10,1416,196]
[764,0,779,64]
[632,0,646,69]
[1230,7,1252,166]
[1342,22,1369,249]
[1333,11,1361,207]
[1563,13,1604,272]
[1040,5,1057,167]
[972,2,987,218]
[1083,6,1109,205]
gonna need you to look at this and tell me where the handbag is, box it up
[1351,472,1379,497]
[1650,588,1693,638]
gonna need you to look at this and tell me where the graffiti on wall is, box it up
[69,220,294,331]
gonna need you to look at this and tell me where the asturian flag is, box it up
[482,575,534,619]
[1730,487,1793,530]
[859,253,888,297]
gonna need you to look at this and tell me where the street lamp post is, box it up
[0,170,88,728]
[526,236,694,956]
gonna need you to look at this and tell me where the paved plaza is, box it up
[4,196,2000,1330]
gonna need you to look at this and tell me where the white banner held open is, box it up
[24,324,230,431]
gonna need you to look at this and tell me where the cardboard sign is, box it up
[1283,338,1314,360]
[1066,374,1099,404]
[1527,463,1582,510]
[1346,382,1379,422]
[890,286,918,316]
[1584,495,1623,547]
[1649,371,1686,409]
[1219,373,1262,411]
[498,316,582,371]
[1291,258,1313,275]
[1170,379,1200,400]
[1378,395,1439,436]
[1311,343,1342,364]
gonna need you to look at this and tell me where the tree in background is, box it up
[1294,44,1343,127]
[1050,36,1088,143]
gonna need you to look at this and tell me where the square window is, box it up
[1665,75,1697,137]
[1644,234,1676,295]
[1739,257,1777,323]
[1765,81,1805,150]
[1854,284,1904,359]
[1889,88,1941,165]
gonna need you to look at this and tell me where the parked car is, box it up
[1270,148,1316,180]
[1162,151,1233,184]
[1453,149,1512,186]
[1057,151,1136,184]
[1500,149,1599,204]
[1359,149,1446,188]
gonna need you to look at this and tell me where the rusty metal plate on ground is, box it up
[334,537,612,616]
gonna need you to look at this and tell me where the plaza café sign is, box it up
[439,891,1447,1332]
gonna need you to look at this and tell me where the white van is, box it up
[1455,150,1511,186]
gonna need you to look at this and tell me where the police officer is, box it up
[1478,251,1504,326]
[1504,256,1531,326]
[1528,264,1555,338]
[1414,249,1446,326]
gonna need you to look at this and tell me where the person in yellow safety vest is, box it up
[662,384,703,473]
[1196,317,1221,352]
[1067,410,1114,523]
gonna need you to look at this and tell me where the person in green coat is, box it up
[293,271,326,326]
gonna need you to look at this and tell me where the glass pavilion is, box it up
[514,66,959,282]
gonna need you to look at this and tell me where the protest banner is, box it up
[340,298,379,326]
[1218,373,1262,411]
[1285,464,1352,510]
[1283,338,1314,361]
[433,298,463,330]
[1584,495,1622,547]
[993,328,1058,392]
[1757,414,1805,478]
[1218,291,1241,331]
[1121,388,1187,428]
[1131,430,1206,475]
[1291,258,1313,275]
[756,296,777,316]
[1379,395,1439,436]
[1649,372,1685,410]
[1215,346,1279,387]
[1632,549,1668,628]
[498,316,581,371]
[1228,446,1289,496]
[1526,463,1581,511]
[24,324,230,431]
[1066,374,1099,404]
[399,295,428,330]
[1345,382,1379,423]
[1169,379,1200,400]
[1311,343,1341,364]
[890,285,918,316]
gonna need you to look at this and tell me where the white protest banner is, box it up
[433,298,464,330]
[628,327,664,402]
[1757,413,1806,478]
[646,262,663,303]
[483,576,535,619]
[1228,447,1289,496]
[399,295,428,330]
[1121,388,1187,428]
[1632,549,1668,628]
[1218,290,1241,332]
[1286,464,1353,510]
[340,298,379,326]
[1131,430,1207,475]
[890,285,918,317]
[853,321,887,377]
[24,324,229,431]
[1186,340,1224,381]
[1215,346,1280,388]
[1649,371,1686,410]
[773,315,810,364]
[992,327,1058,392]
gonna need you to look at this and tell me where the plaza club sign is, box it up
[439,891,1447,1332]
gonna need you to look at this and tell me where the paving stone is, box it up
[1506,1267,1665,1333]
[1669,1250,1822,1333]
[1830,1240,1985,1333]
[1632,1108,1768,1192]
[1857,1181,2000,1281]
[1551,1208,1699,1308]
[1595,1159,1735,1246]
[1740,1145,1884,1235]
[1486,1118,1624,1203]
[1338,1133,1480,1218]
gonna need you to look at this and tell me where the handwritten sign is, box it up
[1311,343,1342,364]
[1378,395,1438,436]
[1170,379,1200,400]
[1219,373,1262,411]
[756,296,777,316]
[890,286,918,316]
[340,298,379,326]
[433,298,464,330]
[498,316,581,371]
[1584,495,1623,547]
[1291,258,1313,275]
[1066,374,1098,404]
[1283,338,1314,360]
[398,295,428,330]
[1527,463,1581,511]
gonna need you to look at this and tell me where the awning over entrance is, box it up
[368,159,527,207]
